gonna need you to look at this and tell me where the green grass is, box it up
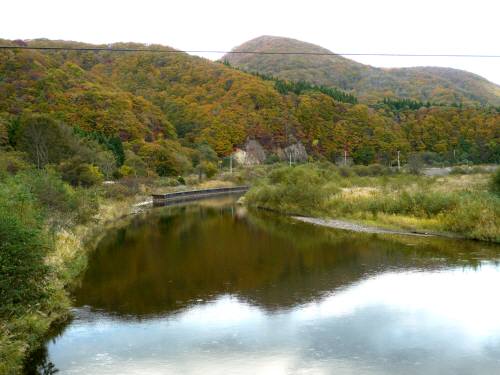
[0,163,119,374]
[245,163,500,242]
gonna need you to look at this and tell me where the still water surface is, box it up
[30,197,500,374]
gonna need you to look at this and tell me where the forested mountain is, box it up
[0,38,499,183]
[223,36,500,106]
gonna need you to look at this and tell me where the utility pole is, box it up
[289,151,292,167]
[397,150,401,171]
[344,150,347,166]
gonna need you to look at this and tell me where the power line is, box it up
[0,45,499,58]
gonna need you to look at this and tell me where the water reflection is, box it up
[29,197,500,374]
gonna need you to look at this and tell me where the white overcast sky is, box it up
[2,0,499,84]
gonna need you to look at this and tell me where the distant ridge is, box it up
[223,36,500,105]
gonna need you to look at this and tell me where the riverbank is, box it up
[0,196,141,374]
[1,176,237,374]
[293,216,440,237]
[245,163,500,243]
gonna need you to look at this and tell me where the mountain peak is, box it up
[223,36,500,105]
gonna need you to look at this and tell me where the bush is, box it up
[0,151,30,175]
[491,169,500,196]
[17,169,76,215]
[102,182,135,200]
[12,168,98,228]
[450,166,467,175]
[154,177,181,188]
[0,212,49,315]
[407,153,424,174]
[443,193,500,242]
[351,164,391,177]
[59,157,104,187]
[338,166,353,177]
[0,120,9,148]
[197,161,218,179]
[246,165,339,214]
[138,140,192,177]
[264,154,281,164]
[0,205,50,316]
[120,151,147,178]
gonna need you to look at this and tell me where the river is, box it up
[27,196,500,374]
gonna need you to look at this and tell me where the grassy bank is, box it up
[245,163,500,242]
[0,179,141,374]
[0,165,235,374]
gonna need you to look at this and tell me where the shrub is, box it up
[350,164,392,177]
[264,154,281,164]
[13,169,98,227]
[101,182,132,200]
[0,215,49,315]
[59,157,104,187]
[73,188,99,224]
[0,207,50,316]
[0,120,9,148]
[450,166,467,175]
[352,165,370,176]
[118,165,135,178]
[443,193,500,242]
[407,153,424,174]
[198,161,218,179]
[246,165,339,214]
[0,151,30,175]
[120,151,147,178]
[154,177,181,188]
[15,114,70,168]
[338,166,353,177]
[139,141,192,177]
[491,169,500,196]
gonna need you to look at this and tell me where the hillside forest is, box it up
[0,39,499,185]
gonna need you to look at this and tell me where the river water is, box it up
[28,196,500,374]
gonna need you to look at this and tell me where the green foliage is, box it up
[352,191,460,218]
[108,137,125,167]
[273,78,357,104]
[246,164,500,242]
[138,141,192,177]
[443,193,500,242]
[351,164,393,177]
[119,151,147,178]
[194,143,218,164]
[0,151,30,176]
[15,114,71,168]
[101,181,137,200]
[197,161,218,179]
[16,168,98,227]
[246,164,339,214]
[491,169,500,196]
[407,153,424,174]
[0,120,8,148]
[0,39,498,167]
[0,175,51,317]
[0,209,50,317]
[74,128,126,167]
[379,97,431,111]
[59,157,104,187]
[0,164,100,371]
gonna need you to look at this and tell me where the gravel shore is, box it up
[293,216,436,237]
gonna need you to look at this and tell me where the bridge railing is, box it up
[152,186,249,203]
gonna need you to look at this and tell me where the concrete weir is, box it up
[152,186,249,206]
